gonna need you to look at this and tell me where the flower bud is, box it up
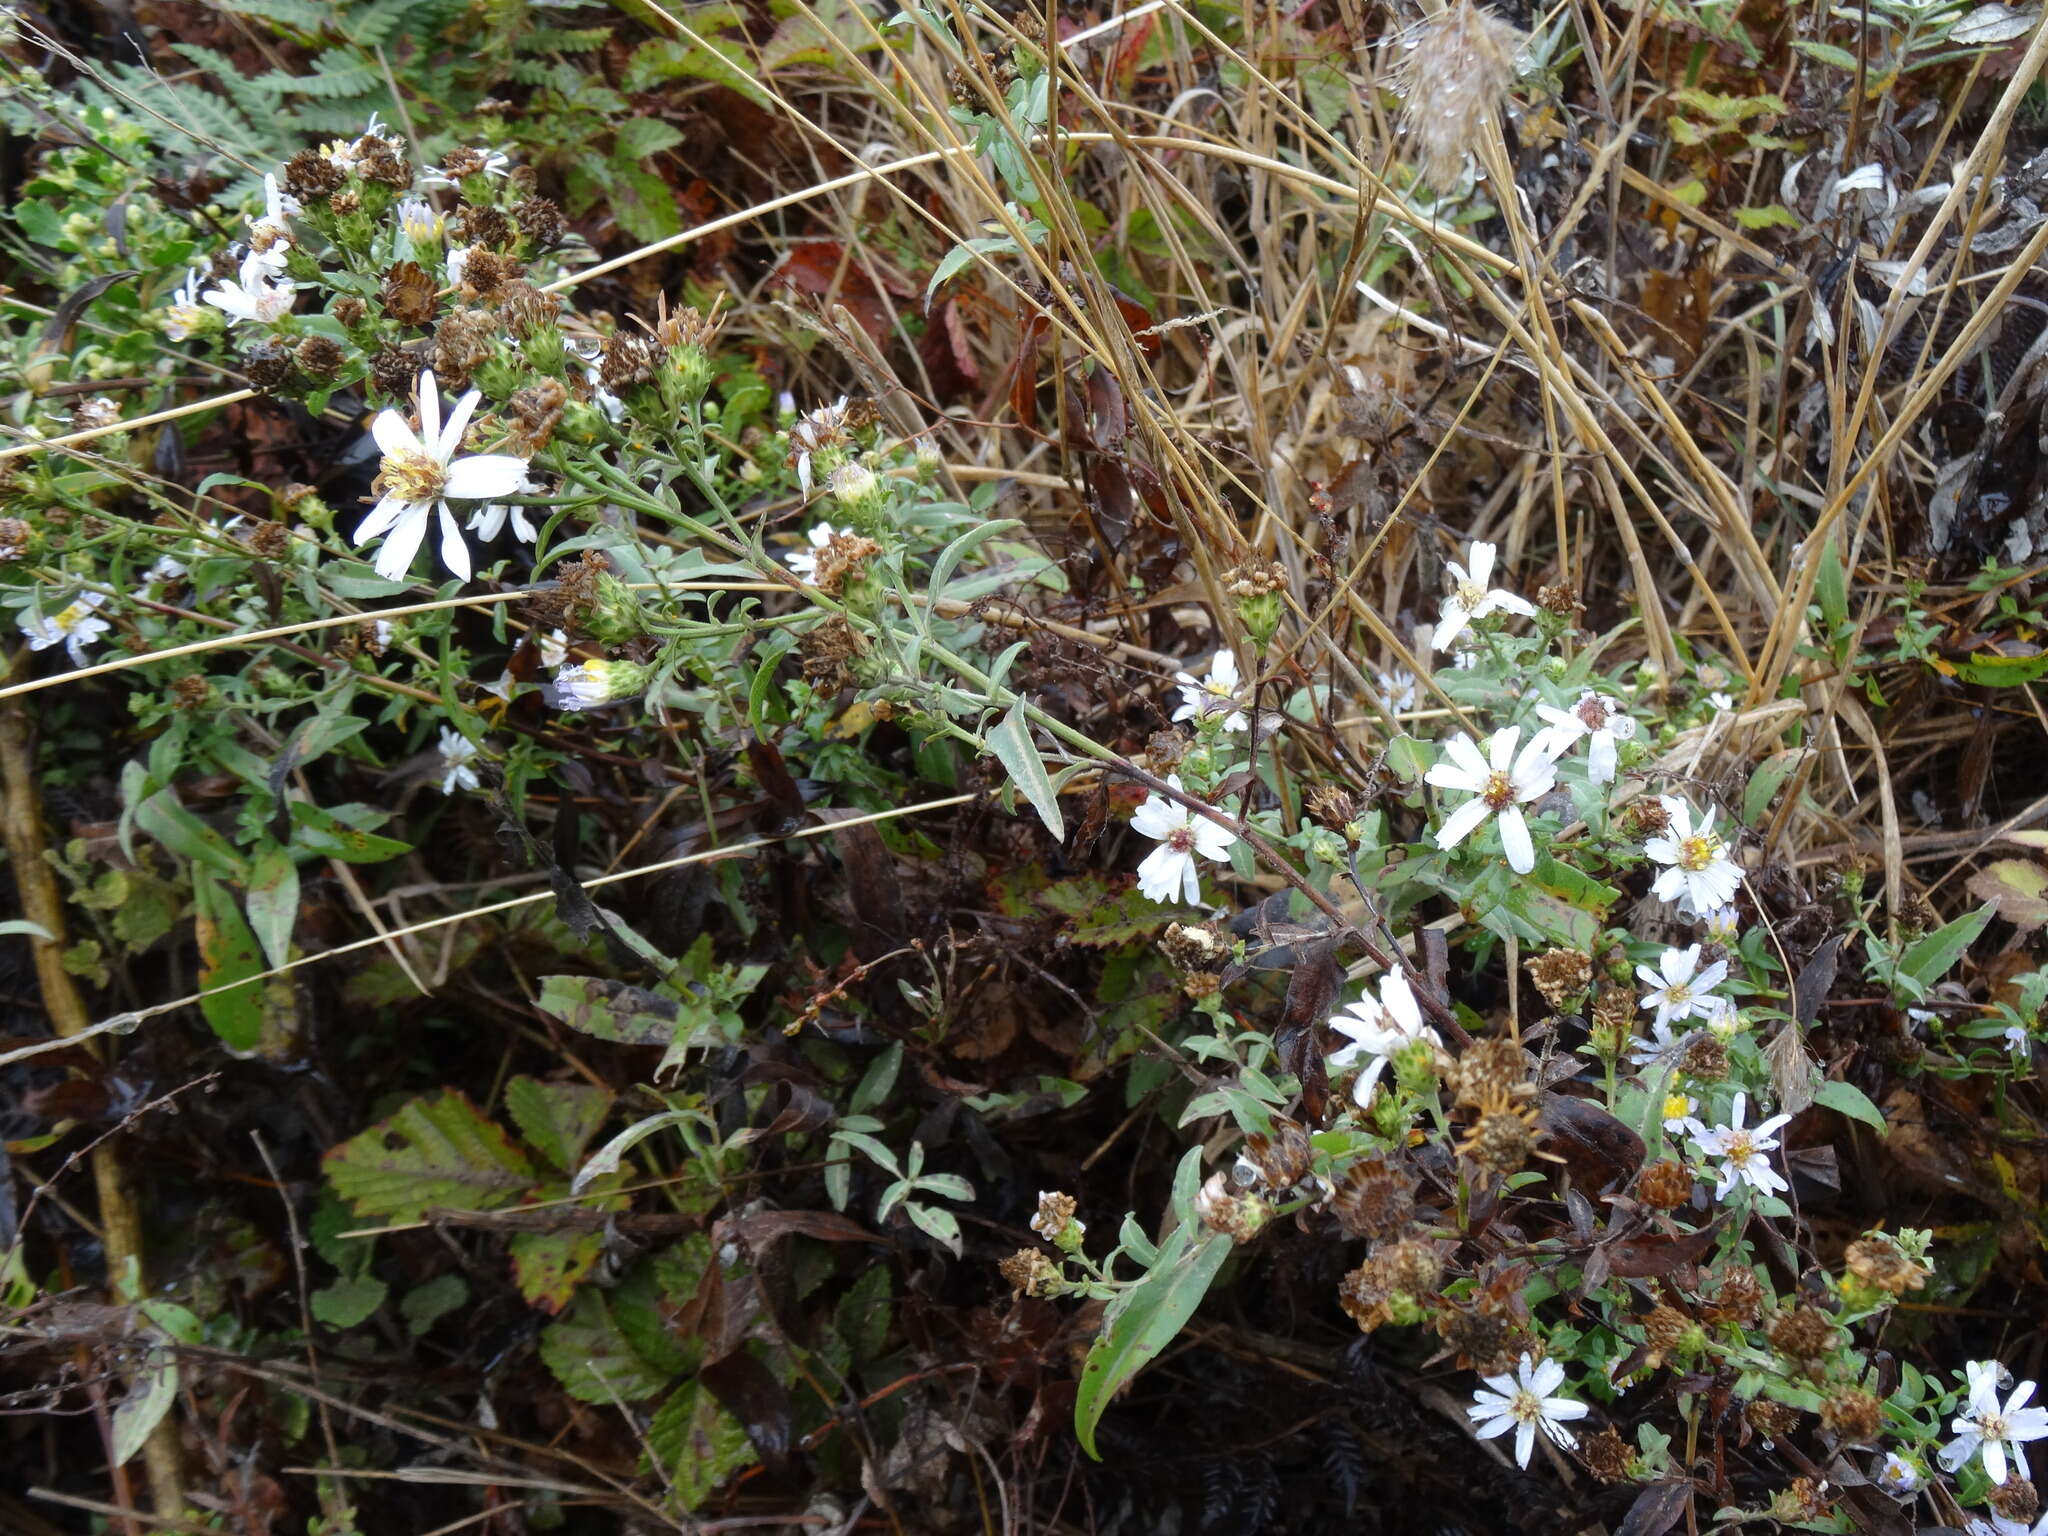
[552,657,649,710]
[829,461,889,528]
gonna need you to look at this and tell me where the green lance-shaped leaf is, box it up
[1073,1223,1232,1459]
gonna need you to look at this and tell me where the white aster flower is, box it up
[1709,690,1735,711]
[1968,1515,2048,1536]
[1644,796,1742,916]
[552,659,645,710]
[1430,539,1536,651]
[355,370,530,583]
[1425,726,1558,874]
[1533,690,1637,784]
[1684,1092,1792,1201]
[202,250,296,326]
[1636,944,1729,1029]
[1659,1091,1698,1134]
[143,554,187,587]
[1466,1353,1587,1468]
[19,591,110,664]
[437,728,481,794]
[161,269,209,341]
[396,196,444,249]
[1873,1452,1925,1497]
[1699,994,1743,1039]
[1943,1361,2048,1487]
[246,172,301,264]
[466,474,543,545]
[1627,1017,1684,1069]
[421,147,513,188]
[1171,649,1249,732]
[1130,775,1237,905]
[538,628,568,667]
[786,523,851,582]
[1701,904,1740,945]
[1379,666,1419,712]
[1328,970,1439,1107]
[789,395,852,496]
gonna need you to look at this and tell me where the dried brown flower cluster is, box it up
[1330,1156,1417,1240]
[1526,948,1592,1011]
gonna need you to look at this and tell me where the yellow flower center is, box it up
[1509,1388,1544,1425]
[380,446,447,504]
[1482,769,1516,809]
[1456,578,1487,611]
[1678,832,1722,872]
[1665,982,1692,1007]
[1723,1131,1755,1162]
[51,602,92,633]
[1662,1093,1691,1122]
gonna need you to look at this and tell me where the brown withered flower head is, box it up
[1448,1036,1532,1110]
[1636,1158,1694,1211]
[1677,1032,1729,1082]
[1458,1086,1541,1177]
[170,674,211,711]
[1159,920,1231,974]
[505,377,568,455]
[1195,1172,1270,1243]
[808,530,882,596]
[1819,1387,1883,1444]
[1768,1304,1839,1365]
[1388,0,1526,189]
[1701,1267,1763,1328]
[1222,558,1288,598]
[1745,1398,1802,1442]
[368,343,419,402]
[241,339,293,394]
[1622,797,1672,839]
[1243,1119,1313,1192]
[295,334,346,380]
[333,294,367,331]
[454,202,514,251]
[1432,1301,1533,1376]
[1844,1234,1928,1297]
[431,308,499,393]
[355,135,412,188]
[498,278,562,338]
[1537,582,1582,618]
[1306,784,1359,833]
[1770,1478,1832,1523]
[1988,1479,2041,1524]
[599,330,662,392]
[282,147,346,201]
[797,614,862,692]
[455,247,512,301]
[1527,948,1593,1011]
[1329,1156,1417,1241]
[0,518,32,562]
[513,196,565,250]
[379,260,439,328]
[999,1247,1059,1297]
[1577,1426,1633,1484]
[1144,727,1189,776]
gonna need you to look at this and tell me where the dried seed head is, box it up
[1244,1119,1313,1192]
[1701,1267,1763,1327]
[1768,1304,1838,1364]
[1844,1235,1928,1296]
[808,530,882,596]
[70,395,121,432]
[513,196,565,249]
[1770,1478,1830,1523]
[1459,1097,1539,1177]
[356,137,411,188]
[1195,1171,1270,1243]
[170,674,211,710]
[246,519,293,559]
[437,146,491,180]
[1431,1301,1533,1376]
[1989,1479,2041,1523]
[599,330,662,392]
[999,1247,1059,1296]
[797,614,862,691]
[333,295,367,331]
[241,338,293,394]
[368,343,419,402]
[1819,1388,1882,1444]
[1030,1191,1077,1240]
[1745,1398,1802,1440]
[1223,559,1288,598]
[1305,784,1359,833]
[1337,1262,1396,1333]
[379,260,439,327]
[1623,798,1672,838]
[431,308,499,393]
[1643,1304,1691,1359]
[1527,948,1594,1011]
[282,147,346,201]
[455,202,514,250]
[1182,970,1222,999]
[1144,728,1189,775]
[456,247,512,299]
[295,334,346,380]
[1591,982,1637,1037]
[1449,1037,1533,1109]
[1636,1159,1694,1210]
[523,550,607,634]
[1330,1156,1417,1240]
[1160,921,1231,973]
[1389,0,1525,189]
[505,377,568,455]
[1677,1033,1729,1082]
[1578,1426,1633,1484]
[498,278,562,338]
[1537,582,1582,618]
[0,518,32,562]
[1368,1236,1444,1298]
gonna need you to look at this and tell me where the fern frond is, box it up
[217,0,336,37]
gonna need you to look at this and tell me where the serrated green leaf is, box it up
[310,1273,388,1328]
[401,1274,468,1336]
[324,1090,537,1221]
[504,1076,614,1174]
[646,1379,757,1508]
[537,973,679,1046]
[539,1289,676,1402]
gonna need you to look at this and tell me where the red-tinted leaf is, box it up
[773,241,891,345]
